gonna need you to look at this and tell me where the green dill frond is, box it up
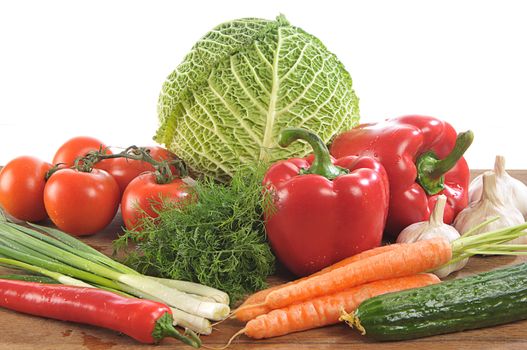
[113,163,276,304]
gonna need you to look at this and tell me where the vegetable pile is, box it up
[0,217,234,346]
[230,223,527,340]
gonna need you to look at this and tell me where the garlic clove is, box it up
[398,195,459,243]
[396,195,464,278]
[396,222,429,244]
[510,177,527,218]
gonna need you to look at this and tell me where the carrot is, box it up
[244,273,440,339]
[234,290,279,322]
[235,243,403,321]
[265,237,451,310]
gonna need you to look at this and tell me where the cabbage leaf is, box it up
[156,15,359,180]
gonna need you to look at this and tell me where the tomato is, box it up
[52,136,110,167]
[44,168,120,236]
[97,146,179,194]
[147,146,178,166]
[0,156,52,222]
[121,173,193,230]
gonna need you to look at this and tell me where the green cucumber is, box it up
[344,263,527,341]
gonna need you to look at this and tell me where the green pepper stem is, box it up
[416,130,473,195]
[278,128,348,180]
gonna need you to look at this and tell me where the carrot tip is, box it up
[233,302,266,315]
[339,309,366,336]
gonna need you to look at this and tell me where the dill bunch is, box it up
[113,165,276,304]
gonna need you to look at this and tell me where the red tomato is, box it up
[44,168,120,236]
[97,146,179,194]
[147,146,178,166]
[52,136,110,167]
[0,156,52,222]
[121,173,193,230]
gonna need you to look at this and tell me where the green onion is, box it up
[0,257,93,288]
[148,276,230,305]
[171,308,212,335]
[27,222,139,275]
[0,220,230,333]
[0,274,58,284]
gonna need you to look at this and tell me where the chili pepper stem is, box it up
[416,130,474,195]
[152,312,201,348]
[278,128,348,180]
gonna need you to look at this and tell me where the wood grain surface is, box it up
[1,170,526,350]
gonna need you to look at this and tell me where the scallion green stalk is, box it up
[27,222,139,275]
[0,274,58,284]
[0,257,93,288]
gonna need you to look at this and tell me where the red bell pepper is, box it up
[330,115,473,238]
[263,128,390,277]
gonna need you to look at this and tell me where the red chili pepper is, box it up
[0,279,200,347]
[330,115,473,238]
[263,128,389,277]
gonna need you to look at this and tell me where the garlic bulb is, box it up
[455,171,525,243]
[469,155,527,218]
[397,195,465,278]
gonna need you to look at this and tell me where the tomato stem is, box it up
[46,146,188,184]
[44,163,66,180]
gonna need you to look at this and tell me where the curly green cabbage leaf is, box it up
[156,15,359,180]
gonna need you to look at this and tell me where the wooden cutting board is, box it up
[1,170,526,350]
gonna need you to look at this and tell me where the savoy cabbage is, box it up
[156,15,359,180]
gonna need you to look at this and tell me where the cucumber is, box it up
[346,263,527,341]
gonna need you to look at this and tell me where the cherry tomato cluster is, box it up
[0,136,193,236]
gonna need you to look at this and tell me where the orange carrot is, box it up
[265,237,451,310]
[235,243,403,321]
[244,273,440,339]
[234,291,278,322]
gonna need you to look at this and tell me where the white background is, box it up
[1,0,526,169]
